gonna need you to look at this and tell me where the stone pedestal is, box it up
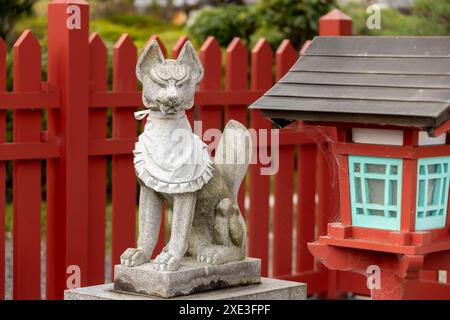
[64,257,307,300]
[64,278,307,300]
[114,258,261,298]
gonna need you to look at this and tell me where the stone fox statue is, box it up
[120,40,252,272]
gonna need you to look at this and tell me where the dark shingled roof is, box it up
[250,36,450,130]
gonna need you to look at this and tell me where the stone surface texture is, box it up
[65,278,307,300]
[114,258,261,298]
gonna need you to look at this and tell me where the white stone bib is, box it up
[134,110,214,194]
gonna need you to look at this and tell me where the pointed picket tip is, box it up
[299,40,312,56]
[200,36,220,54]
[13,30,40,51]
[276,39,296,56]
[89,33,106,51]
[226,37,247,55]
[251,38,273,59]
[114,34,136,52]
[171,36,188,59]
[320,8,351,21]
[145,35,167,58]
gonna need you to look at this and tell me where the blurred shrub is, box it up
[0,0,36,42]
[187,5,256,48]
[252,0,334,49]
[188,0,335,50]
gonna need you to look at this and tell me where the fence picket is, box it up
[248,39,273,277]
[276,40,297,81]
[225,38,248,212]
[12,30,42,299]
[199,37,222,154]
[111,35,138,273]
[0,37,5,300]
[296,145,316,272]
[88,33,108,285]
[272,41,297,277]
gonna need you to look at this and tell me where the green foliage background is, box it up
[188,0,335,50]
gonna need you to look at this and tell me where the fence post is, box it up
[318,8,352,299]
[46,0,90,299]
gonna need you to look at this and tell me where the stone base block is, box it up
[64,278,307,300]
[113,258,261,298]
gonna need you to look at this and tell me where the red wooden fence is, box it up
[0,1,398,300]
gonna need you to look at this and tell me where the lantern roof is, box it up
[250,36,450,131]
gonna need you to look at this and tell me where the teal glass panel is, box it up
[348,155,402,230]
[415,157,450,231]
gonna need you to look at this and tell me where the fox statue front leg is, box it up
[153,193,197,271]
[120,185,162,267]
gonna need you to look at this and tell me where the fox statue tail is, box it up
[213,120,253,201]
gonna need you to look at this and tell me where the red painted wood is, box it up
[296,144,316,273]
[12,30,42,300]
[332,142,415,158]
[401,159,418,232]
[87,33,107,286]
[248,38,273,277]
[338,155,351,225]
[319,9,353,36]
[299,40,312,56]
[0,91,60,109]
[274,39,299,277]
[273,145,295,276]
[111,35,137,275]
[171,36,188,59]
[199,37,222,156]
[225,38,248,212]
[276,40,297,81]
[0,37,5,300]
[46,1,90,299]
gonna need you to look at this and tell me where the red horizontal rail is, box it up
[89,90,266,108]
[0,83,60,109]
[0,142,59,160]
[89,138,136,156]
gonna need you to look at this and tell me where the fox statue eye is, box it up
[155,81,165,88]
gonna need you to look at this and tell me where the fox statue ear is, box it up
[177,41,204,83]
[136,40,165,82]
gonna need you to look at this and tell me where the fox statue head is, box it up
[136,40,204,115]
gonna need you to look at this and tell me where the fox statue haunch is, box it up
[120,40,252,272]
